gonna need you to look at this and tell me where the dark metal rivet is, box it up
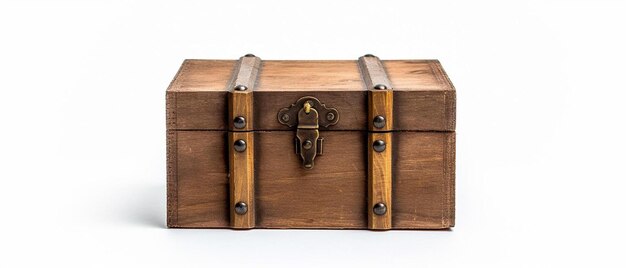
[233,139,247,152]
[326,112,335,121]
[302,140,313,150]
[373,140,386,152]
[234,202,248,215]
[281,113,290,122]
[233,116,246,129]
[244,53,255,57]
[234,85,248,91]
[373,115,386,128]
[374,84,387,90]
[373,203,387,215]
[364,54,375,57]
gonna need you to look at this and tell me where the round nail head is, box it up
[373,140,386,152]
[326,112,335,121]
[281,113,290,122]
[373,115,386,128]
[374,84,387,90]
[302,140,313,150]
[373,203,387,215]
[234,202,248,215]
[234,85,248,91]
[233,116,246,129]
[234,139,247,152]
[244,53,255,57]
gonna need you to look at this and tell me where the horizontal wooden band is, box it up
[229,131,255,229]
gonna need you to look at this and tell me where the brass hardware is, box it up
[278,97,338,169]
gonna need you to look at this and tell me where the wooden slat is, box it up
[368,132,393,229]
[361,55,394,230]
[358,55,393,91]
[229,131,255,228]
[228,56,261,131]
[226,55,261,229]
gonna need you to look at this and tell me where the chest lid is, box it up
[166,55,455,132]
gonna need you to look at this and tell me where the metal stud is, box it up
[233,139,247,152]
[373,115,386,128]
[302,140,313,150]
[374,84,387,90]
[234,85,248,91]
[364,54,375,57]
[233,116,246,129]
[326,112,335,121]
[234,202,248,215]
[373,140,386,152]
[373,202,387,215]
[244,53,256,57]
[280,113,290,123]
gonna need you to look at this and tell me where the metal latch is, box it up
[277,97,339,169]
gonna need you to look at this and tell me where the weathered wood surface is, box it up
[228,131,255,228]
[166,58,456,229]
[166,60,455,131]
[167,131,455,229]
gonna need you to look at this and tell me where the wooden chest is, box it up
[166,55,455,230]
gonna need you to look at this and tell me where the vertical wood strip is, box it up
[229,131,255,228]
[360,55,394,230]
[228,56,262,131]
[227,55,261,229]
[368,132,392,229]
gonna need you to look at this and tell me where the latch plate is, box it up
[277,97,338,169]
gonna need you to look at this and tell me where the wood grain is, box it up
[168,60,452,92]
[168,90,452,131]
[165,58,456,229]
[174,131,229,228]
[393,132,455,228]
[368,132,393,229]
[166,60,455,131]
[358,55,393,91]
[255,131,367,228]
[229,131,255,228]
[167,131,454,229]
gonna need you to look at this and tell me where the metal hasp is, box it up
[278,96,339,169]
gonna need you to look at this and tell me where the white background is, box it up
[1,0,625,267]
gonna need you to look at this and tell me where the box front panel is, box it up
[168,129,454,229]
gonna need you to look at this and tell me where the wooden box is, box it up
[166,55,455,230]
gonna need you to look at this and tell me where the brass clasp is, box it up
[277,97,339,169]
